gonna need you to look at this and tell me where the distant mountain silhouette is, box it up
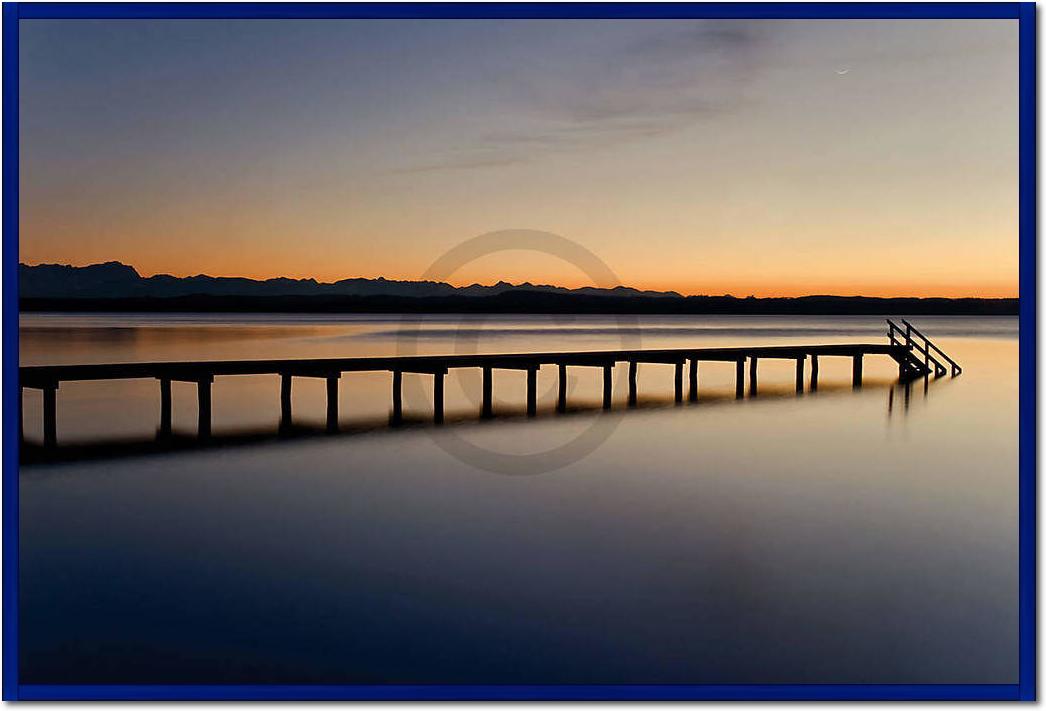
[19,261,1018,315]
[19,261,682,300]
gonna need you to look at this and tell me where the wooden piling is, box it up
[628,361,638,407]
[749,357,759,397]
[602,365,613,410]
[795,357,805,394]
[557,364,567,413]
[810,355,819,391]
[688,359,698,402]
[392,370,403,424]
[280,373,292,428]
[42,384,57,448]
[197,378,211,439]
[735,359,745,399]
[159,378,172,436]
[674,361,683,403]
[482,366,493,418]
[852,354,864,389]
[326,375,339,432]
[526,367,538,417]
[434,371,444,424]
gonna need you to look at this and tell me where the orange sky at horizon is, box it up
[18,255,1019,299]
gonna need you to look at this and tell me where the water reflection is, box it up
[22,375,924,467]
[18,314,1019,685]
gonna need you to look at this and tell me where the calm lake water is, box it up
[19,313,1019,684]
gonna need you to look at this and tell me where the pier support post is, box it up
[326,375,340,433]
[280,374,292,429]
[482,367,493,418]
[628,361,638,407]
[688,359,698,402]
[392,370,403,425]
[674,362,684,403]
[795,357,805,394]
[433,371,445,424]
[159,378,172,437]
[42,383,58,449]
[810,356,819,391]
[557,364,567,413]
[852,355,864,389]
[602,365,613,410]
[735,359,745,399]
[197,377,212,440]
[749,358,759,397]
[526,367,538,417]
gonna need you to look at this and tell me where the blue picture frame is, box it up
[2,2,1036,701]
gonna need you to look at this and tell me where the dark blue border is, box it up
[2,2,1036,702]
[1017,0,1037,702]
[11,2,1024,18]
[12,684,1023,701]
[2,0,19,704]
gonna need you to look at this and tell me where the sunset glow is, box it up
[19,19,1018,298]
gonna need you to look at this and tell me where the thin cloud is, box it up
[396,22,768,174]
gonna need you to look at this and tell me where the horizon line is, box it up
[19,259,1020,301]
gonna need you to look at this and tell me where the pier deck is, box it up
[20,327,951,450]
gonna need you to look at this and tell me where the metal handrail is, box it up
[886,319,960,376]
[901,319,962,374]
[888,322,946,374]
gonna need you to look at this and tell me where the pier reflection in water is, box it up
[18,314,1018,684]
[23,375,931,465]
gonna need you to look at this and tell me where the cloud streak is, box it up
[396,22,768,174]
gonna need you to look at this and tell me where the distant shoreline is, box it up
[20,293,1018,316]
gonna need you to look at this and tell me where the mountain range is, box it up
[19,261,1018,315]
[19,261,682,300]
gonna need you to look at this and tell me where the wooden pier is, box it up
[18,320,959,449]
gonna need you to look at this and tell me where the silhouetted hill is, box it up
[19,261,681,300]
[19,261,1017,315]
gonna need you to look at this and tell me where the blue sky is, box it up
[19,19,1018,296]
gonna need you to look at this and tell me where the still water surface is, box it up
[19,314,1018,683]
